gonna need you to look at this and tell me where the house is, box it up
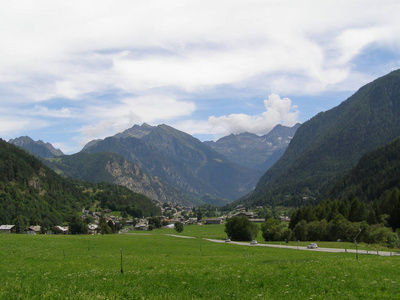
[0,225,15,234]
[280,216,291,222]
[203,218,223,225]
[55,226,69,234]
[88,224,99,235]
[234,212,254,219]
[135,219,149,230]
[26,225,41,234]
[249,219,266,223]
[186,218,198,225]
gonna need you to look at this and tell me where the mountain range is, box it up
[11,123,296,207]
[241,69,400,207]
[204,123,300,171]
[8,69,400,210]
[82,124,263,205]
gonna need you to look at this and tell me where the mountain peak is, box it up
[114,123,155,139]
[204,123,300,171]
[8,136,64,158]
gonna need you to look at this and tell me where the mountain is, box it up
[46,151,195,206]
[242,69,400,207]
[9,136,64,158]
[83,124,263,204]
[328,136,400,202]
[204,123,300,171]
[114,122,154,139]
[0,139,160,226]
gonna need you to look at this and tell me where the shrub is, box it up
[261,218,292,241]
[225,216,259,241]
[174,222,184,233]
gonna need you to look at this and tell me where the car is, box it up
[307,243,318,249]
[225,238,231,243]
[250,240,258,245]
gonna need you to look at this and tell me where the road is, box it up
[203,238,400,257]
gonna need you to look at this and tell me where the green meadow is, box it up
[1,226,399,299]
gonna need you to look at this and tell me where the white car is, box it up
[307,243,318,249]
[225,238,231,243]
[250,240,258,245]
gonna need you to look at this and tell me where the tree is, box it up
[107,220,115,233]
[149,216,162,229]
[261,218,294,242]
[174,221,184,233]
[225,216,259,241]
[99,213,112,235]
[293,220,307,241]
[68,215,88,234]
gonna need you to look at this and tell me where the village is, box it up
[0,203,291,235]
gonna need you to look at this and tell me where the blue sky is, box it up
[1,0,400,154]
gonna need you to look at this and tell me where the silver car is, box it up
[307,243,318,249]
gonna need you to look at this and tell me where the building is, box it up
[203,218,223,225]
[135,219,149,230]
[27,225,41,234]
[249,219,266,223]
[55,226,69,234]
[88,224,99,235]
[0,225,16,234]
[233,212,254,219]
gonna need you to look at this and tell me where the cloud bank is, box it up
[1,1,400,152]
[208,94,299,137]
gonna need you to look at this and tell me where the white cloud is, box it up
[0,116,48,138]
[79,95,196,143]
[1,0,400,149]
[32,105,73,118]
[1,0,400,100]
[208,94,299,137]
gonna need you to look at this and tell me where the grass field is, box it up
[1,226,399,299]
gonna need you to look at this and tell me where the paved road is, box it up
[203,238,400,257]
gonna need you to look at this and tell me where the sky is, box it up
[1,1,400,154]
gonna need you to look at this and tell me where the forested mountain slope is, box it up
[242,69,400,207]
[328,136,400,201]
[0,139,159,226]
